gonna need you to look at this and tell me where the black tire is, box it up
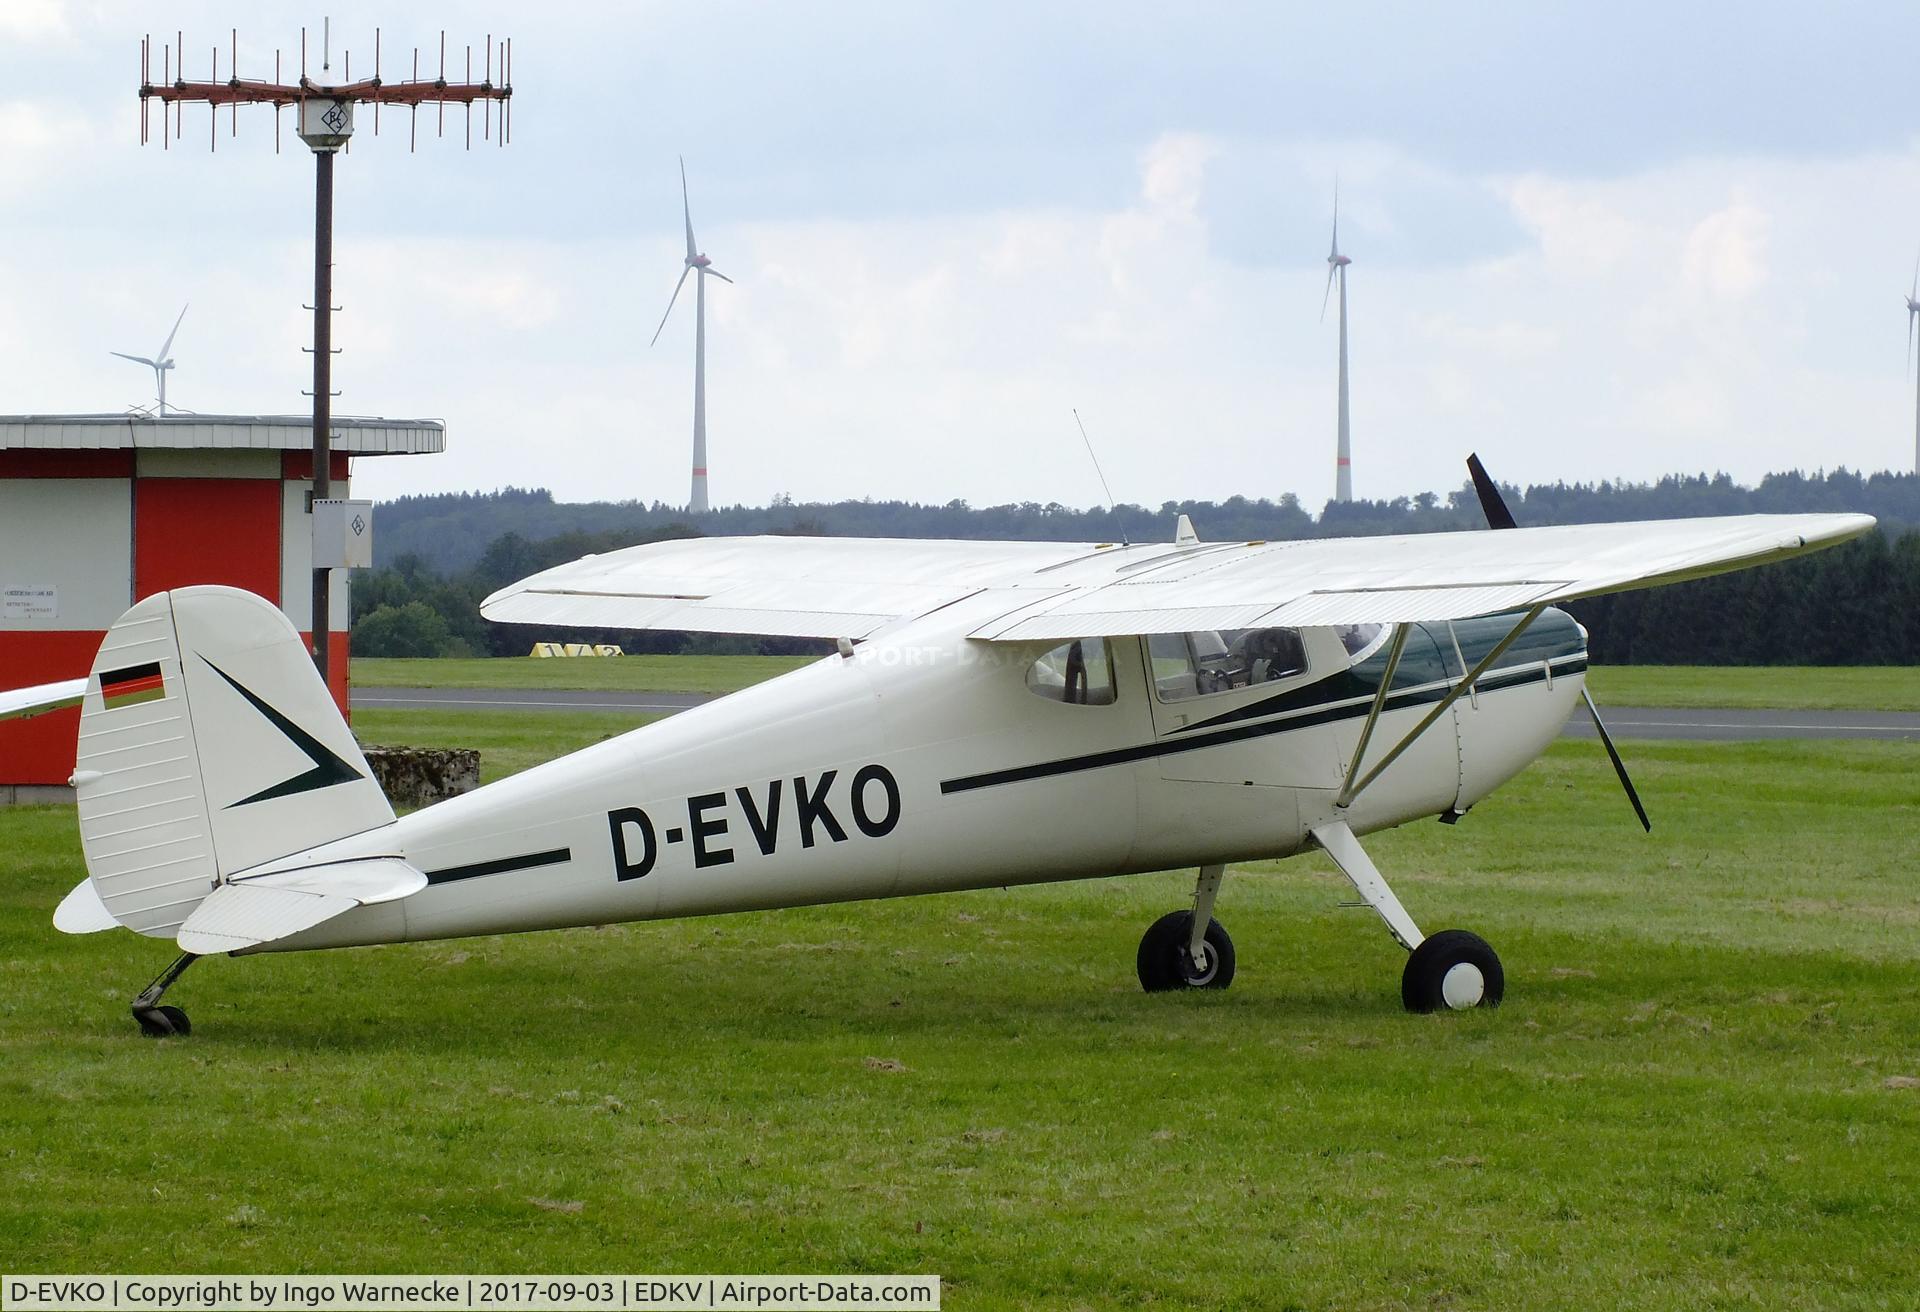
[1136,911,1236,992]
[136,1005,191,1038]
[1401,929,1503,1013]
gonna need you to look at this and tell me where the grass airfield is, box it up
[2,709,1918,1307]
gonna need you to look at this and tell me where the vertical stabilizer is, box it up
[73,586,395,938]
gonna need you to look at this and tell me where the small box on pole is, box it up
[313,499,375,569]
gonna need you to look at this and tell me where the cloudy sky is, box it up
[3,1,1918,512]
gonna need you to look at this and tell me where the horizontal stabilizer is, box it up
[176,858,426,955]
[0,678,87,723]
[53,878,119,934]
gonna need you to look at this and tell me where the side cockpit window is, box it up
[1026,638,1118,706]
[1150,628,1308,702]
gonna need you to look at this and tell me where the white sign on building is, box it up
[2,585,58,621]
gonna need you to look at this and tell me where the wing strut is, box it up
[1334,622,1411,808]
[1337,604,1546,809]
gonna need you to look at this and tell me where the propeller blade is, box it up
[679,156,697,263]
[703,267,734,285]
[1582,688,1651,832]
[1466,451,1648,832]
[1320,263,1336,322]
[1465,452,1517,530]
[156,302,189,363]
[110,352,158,367]
[1910,246,1917,301]
[649,266,692,347]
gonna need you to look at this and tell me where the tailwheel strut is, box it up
[130,951,199,1038]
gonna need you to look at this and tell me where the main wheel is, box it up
[1402,929,1503,1012]
[135,1005,191,1038]
[1136,911,1236,992]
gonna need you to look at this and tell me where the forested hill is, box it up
[372,469,1920,575]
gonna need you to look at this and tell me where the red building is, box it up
[0,414,442,802]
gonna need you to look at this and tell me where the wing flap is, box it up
[480,536,1103,638]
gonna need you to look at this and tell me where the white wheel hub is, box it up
[1440,962,1486,1009]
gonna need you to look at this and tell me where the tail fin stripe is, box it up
[199,658,365,806]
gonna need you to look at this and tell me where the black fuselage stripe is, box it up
[938,658,1586,795]
[425,847,572,885]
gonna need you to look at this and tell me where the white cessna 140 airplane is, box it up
[0,462,1875,1036]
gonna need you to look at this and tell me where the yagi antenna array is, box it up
[138,25,513,153]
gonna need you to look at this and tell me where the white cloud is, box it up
[1681,199,1770,299]
[0,0,70,42]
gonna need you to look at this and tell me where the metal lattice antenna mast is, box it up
[138,26,513,695]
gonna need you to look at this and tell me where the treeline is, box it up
[375,469,1920,575]
[1568,529,1920,664]
[352,524,831,659]
[353,469,1920,664]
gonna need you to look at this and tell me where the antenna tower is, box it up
[137,23,513,694]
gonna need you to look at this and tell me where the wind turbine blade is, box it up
[1320,264,1335,322]
[1330,175,1340,258]
[649,267,692,347]
[704,267,734,285]
[1910,247,1918,301]
[679,156,697,262]
[110,352,159,367]
[156,302,189,362]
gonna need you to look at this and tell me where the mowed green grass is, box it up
[352,655,814,695]
[3,726,1918,1309]
[355,655,1920,713]
[1586,665,1920,712]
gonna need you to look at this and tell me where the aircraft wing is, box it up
[481,536,1107,638]
[0,677,88,723]
[481,513,1874,641]
[970,512,1877,639]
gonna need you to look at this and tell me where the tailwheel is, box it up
[129,952,199,1038]
[1401,929,1504,1012]
[135,1005,191,1039]
[1136,911,1236,992]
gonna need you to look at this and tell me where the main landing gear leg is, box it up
[1137,863,1236,992]
[131,952,199,1038]
[1310,819,1503,1012]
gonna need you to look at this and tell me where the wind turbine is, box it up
[111,303,189,417]
[1321,188,1353,502]
[1906,253,1920,475]
[650,158,732,515]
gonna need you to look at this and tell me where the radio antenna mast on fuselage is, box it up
[1072,408,1127,546]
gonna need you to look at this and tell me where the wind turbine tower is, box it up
[1322,191,1353,502]
[1907,257,1920,475]
[111,303,189,416]
[651,158,733,515]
